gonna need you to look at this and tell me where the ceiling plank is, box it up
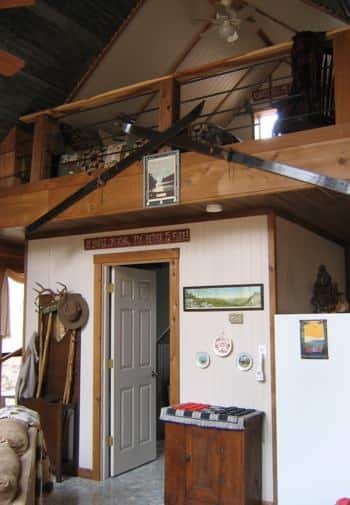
[0,0,35,9]
[300,0,349,23]
[136,20,212,116]
[66,0,148,102]
[0,50,25,76]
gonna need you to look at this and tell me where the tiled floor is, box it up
[44,454,164,505]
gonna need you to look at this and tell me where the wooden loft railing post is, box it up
[158,77,180,152]
[333,30,350,124]
[30,114,52,183]
[159,77,180,131]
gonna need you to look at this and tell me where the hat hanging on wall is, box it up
[57,293,89,330]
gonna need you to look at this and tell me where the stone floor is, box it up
[44,453,164,505]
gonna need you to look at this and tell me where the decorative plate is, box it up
[195,352,210,369]
[236,352,253,371]
[213,335,233,357]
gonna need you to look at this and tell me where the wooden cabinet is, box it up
[164,416,263,505]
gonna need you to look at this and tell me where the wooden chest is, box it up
[164,415,263,505]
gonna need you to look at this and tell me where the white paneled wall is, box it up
[26,215,273,501]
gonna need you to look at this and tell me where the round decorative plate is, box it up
[236,352,253,371]
[213,335,233,357]
[195,352,210,369]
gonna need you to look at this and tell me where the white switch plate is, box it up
[258,344,266,356]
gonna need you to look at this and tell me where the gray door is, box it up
[111,266,157,476]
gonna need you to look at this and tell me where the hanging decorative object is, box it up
[213,333,233,357]
[195,352,211,369]
[310,265,340,313]
[236,352,253,371]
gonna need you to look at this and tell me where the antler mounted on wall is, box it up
[0,0,35,76]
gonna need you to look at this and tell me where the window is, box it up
[1,272,24,405]
[254,108,278,140]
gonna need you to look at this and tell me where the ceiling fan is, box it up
[196,0,256,43]
[0,0,35,77]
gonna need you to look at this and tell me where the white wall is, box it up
[26,215,273,501]
[275,314,350,505]
[276,217,345,314]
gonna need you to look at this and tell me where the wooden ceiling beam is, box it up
[0,0,35,9]
[0,50,25,76]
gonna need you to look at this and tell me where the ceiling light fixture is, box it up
[206,203,223,213]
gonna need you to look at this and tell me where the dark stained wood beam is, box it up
[301,0,350,23]
[0,0,35,9]
[257,28,274,47]
[0,50,25,76]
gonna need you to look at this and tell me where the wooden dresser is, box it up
[163,412,263,505]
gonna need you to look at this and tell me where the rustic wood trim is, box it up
[334,29,350,124]
[267,212,278,505]
[0,50,25,77]
[20,27,350,123]
[93,248,179,265]
[30,115,52,182]
[78,467,94,479]
[92,263,103,481]
[67,0,148,101]
[92,248,180,479]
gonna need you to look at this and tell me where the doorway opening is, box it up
[93,248,179,481]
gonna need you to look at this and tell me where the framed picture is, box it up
[300,319,328,359]
[183,284,264,311]
[143,149,180,207]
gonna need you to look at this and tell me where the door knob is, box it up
[151,370,159,377]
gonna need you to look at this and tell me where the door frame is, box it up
[92,248,180,480]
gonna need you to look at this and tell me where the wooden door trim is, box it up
[267,213,278,504]
[92,247,180,480]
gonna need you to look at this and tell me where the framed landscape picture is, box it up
[183,284,264,311]
[143,150,179,207]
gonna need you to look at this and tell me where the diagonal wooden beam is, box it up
[136,21,212,116]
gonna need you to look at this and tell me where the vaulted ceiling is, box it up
[0,0,347,142]
[0,0,142,139]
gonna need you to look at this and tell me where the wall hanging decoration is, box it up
[195,352,211,369]
[300,319,328,359]
[229,313,244,324]
[143,149,180,207]
[213,334,233,357]
[236,352,253,371]
[183,284,264,311]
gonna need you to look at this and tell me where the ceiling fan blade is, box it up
[0,0,35,9]
[0,50,25,76]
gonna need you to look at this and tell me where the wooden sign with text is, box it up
[84,228,190,250]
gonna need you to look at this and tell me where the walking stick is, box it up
[36,312,53,398]
[62,329,76,405]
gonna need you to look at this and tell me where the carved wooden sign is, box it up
[84,228,190,250]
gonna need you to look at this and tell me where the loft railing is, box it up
[0,26,349,188]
